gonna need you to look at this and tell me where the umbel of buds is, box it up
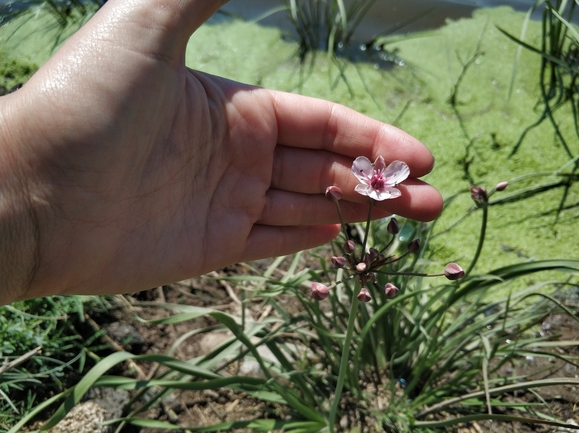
[470,185,488,208]
[444,263,465,280]
[311,156,469,305]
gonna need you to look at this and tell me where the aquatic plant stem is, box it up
[465,206,488,278]
[328,283,360,433]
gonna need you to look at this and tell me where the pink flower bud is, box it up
[387,218,399,234]
[470,186,488,207]
[325,185,343,202]
[311,282,330,301]
[357,287,372,303]
[369,248,380,260]
[444,263,465,280]
[356,262,367,272]
[495,181,508,191]
[331,256,347,268]
[384,283,399,298]
[408,239,420,253]
[363,252,373,266]
[344,240,355,254]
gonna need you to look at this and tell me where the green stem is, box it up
[465,206,488,278]
[328,283,360,432]
[334,201,349,241]
[361,199,374,254]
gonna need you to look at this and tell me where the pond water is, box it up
[221,0,540,40]
[0,0,542,39]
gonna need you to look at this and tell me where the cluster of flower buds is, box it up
[316,211,428,302]
[325,211,424,303]
[311,156,467,303]
[470,185,488,208]
[471,181,508,208]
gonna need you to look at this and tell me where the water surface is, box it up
[221,0,540,40]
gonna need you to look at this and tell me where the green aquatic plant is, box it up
[281,0,377,61]
[0,56,37,94]
[499,0,579,222]
[0,0,104,26]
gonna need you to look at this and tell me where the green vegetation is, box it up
[0,56,37,93]
[0,296,105,429]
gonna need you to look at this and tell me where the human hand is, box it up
[0,0,442,303]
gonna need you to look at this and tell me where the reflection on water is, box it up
[221,0,540,40]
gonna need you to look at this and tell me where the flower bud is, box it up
[408,239,420,253]
[356,262,367,272]
[331,256,347,268]
[384,283,399,298]
[470,186,488,207]
[363,252,373,267]
[444,263,465,280]
[325,185,343,202]
[357,287,372,303]
[311,282,330,301]
[495,181,508,191]
[387,218,399,235]
[369,248,380,260]
[344,240,355,254]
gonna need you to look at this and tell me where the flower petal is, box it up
[382,160,410,185]
[354,183,372,197]
[368,187,401,201]
[351,156,373,182]
[374,156,386,172]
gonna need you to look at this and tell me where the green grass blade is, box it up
[414,413,579,429]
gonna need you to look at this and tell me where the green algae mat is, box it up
[1,6,577,281]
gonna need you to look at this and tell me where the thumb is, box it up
[82,0,228,63]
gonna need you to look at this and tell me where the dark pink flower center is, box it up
[370,174,385,190]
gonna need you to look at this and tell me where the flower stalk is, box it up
[312,156,466,431]
[328,282,361,433]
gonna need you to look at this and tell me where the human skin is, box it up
[0,0,443,305]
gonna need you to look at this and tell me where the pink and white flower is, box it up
[351,156,410,201]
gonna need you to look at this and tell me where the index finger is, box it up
[270,90,434,178]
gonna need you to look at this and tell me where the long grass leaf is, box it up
[415,413,579,429]
[418,378,579,418]
[40,351,134,430]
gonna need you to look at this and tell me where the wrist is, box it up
[0,94,41,305]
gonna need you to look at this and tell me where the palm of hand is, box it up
[22,51,290,295]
